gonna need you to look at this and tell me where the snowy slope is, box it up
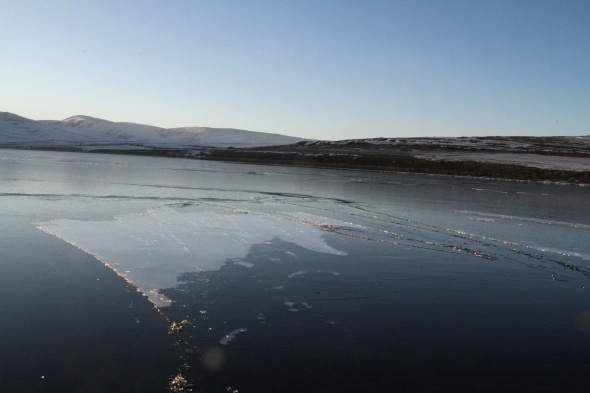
[0,112,97,143]
[169,126,306,148]
[0,112,306,149]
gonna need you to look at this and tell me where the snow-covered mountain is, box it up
[0,112,306,150]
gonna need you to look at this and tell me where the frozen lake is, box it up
[1,149,590,392]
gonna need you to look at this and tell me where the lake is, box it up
[1,148,589,393]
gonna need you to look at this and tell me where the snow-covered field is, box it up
[305,136,590,156]
[415,152,590,172]
[300,136,590,172]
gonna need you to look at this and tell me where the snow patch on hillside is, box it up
[170,126,304,147]
[304,136,590,156]
[415,152,590,172]
[0,112,306,149]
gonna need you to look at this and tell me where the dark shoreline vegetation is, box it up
[202,148,590,184]
[2,141,589,185]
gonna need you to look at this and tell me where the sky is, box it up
[1,0,589,140]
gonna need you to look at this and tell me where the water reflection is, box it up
[156,236,590,392]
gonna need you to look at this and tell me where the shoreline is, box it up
[2,144,589,185]
[202,148,590,185]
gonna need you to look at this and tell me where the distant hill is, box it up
[0,112,307,152]
[2,111,589,183]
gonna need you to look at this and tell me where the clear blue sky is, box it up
[1,0,589,140]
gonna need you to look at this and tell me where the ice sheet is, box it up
[37,208,347,306]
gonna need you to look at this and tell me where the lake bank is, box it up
[2,139,589,185]
[203,147,590,184]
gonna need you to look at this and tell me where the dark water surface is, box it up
[1,149,589,392]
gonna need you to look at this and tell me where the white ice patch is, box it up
[288,271,306,279]
[288,269,340,279]
[219,328,248,345]
[284,301,312,312]
[37,208,347,306]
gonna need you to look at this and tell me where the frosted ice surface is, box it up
[37,208,347,306]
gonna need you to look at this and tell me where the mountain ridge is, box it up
[0,111,307,150]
